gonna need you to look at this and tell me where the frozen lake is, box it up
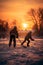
[0,38,43,65]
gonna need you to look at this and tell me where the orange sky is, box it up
[0,0,43,30]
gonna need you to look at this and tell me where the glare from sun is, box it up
[22,23,28,30]
[23,23,27,28]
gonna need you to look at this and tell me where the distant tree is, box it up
[38,8,43,36]
[27,8,43,36]
[0,24,6,38]
[5,22,9,37]
[0,19,9,38]
[5,22,9,31]
[30,9,39,35]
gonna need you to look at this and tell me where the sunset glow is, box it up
[22,23,28,30]
[0,0,43,30]
[23,23,28,29]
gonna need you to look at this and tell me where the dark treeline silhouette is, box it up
[0,8,43,38]
[27,8,43,37]
[0,19,9,38]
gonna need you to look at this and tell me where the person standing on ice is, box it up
[21,31,34,47]
[9,26,18,47]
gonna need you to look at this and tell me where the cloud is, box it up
[26,0,43,4]
[0,0,43,11]
[35,0,43,3]
[0,0,43,2]
[0,0,16,3]
[0,0,23,2]
[0,0,8,2]
[0,0,43,4]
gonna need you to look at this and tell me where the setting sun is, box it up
[23,23,28,28]
[22,23,28,30]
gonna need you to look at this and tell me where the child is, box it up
[21,31,34,47]
[9,26,18,47]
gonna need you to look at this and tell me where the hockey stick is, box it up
[18,38,22,43]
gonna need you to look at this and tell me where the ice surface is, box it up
[0,38,43,65]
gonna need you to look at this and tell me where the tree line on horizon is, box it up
[0,19,9,38]
[0,8,43,38]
